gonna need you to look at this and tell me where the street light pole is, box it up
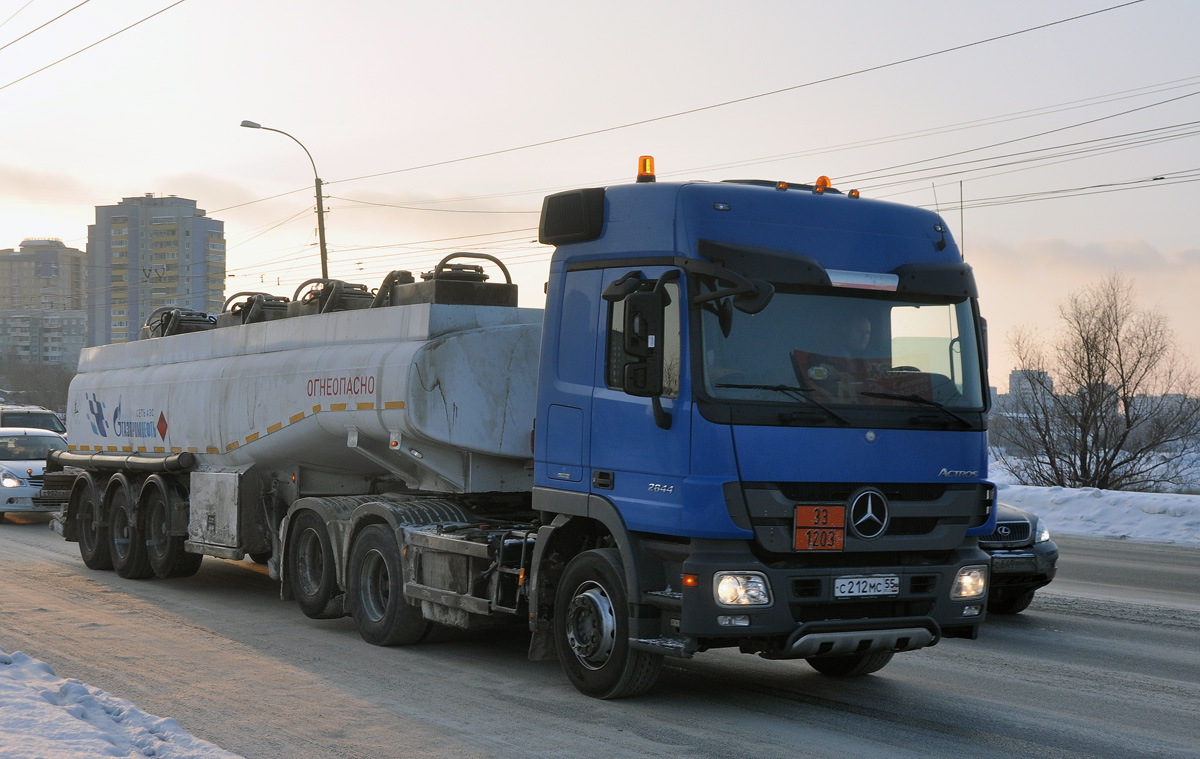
[240,120,329,279]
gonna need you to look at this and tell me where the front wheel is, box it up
[988,588,1035,615]
[554,548,662,699]
[347,524,428,646]
[806,651,894,677]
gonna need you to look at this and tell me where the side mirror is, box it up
[979,316,989,369]
[622,289,666,397]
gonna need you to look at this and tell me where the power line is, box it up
[0,0,92,54]
[841,88,1200,185]
[216,0,1148,215]
[859,120,1200,192]
[0,0,188,94]
[326,195,536,214]
[0,0,36,31]
[328,1,1147,187]
[928,170,1200,211]
[656,75,1200,180]
[225,72,1198,226]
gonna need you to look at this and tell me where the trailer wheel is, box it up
[287,510,343,619]
[347,524,428,646]
[143,480,202,579]
[805,651,894,677]
[554,548,663,699]
[107,479,152,580]
[76,480,112,570]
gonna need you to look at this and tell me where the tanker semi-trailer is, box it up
[49,166,996,699]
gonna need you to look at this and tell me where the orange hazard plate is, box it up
[795,505,844,551]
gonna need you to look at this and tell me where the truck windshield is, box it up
[700,288,986,412]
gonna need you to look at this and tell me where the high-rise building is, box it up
[1008,369,1053,400]
[0,239,87,311]
[0,239,89,366]
[87,194,225,346]
[0,310,87,366]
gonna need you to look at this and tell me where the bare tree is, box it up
[993,273,1200,491]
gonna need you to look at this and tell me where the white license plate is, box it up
[834,574,900,598]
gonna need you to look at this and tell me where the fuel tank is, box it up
[66,302,542,493]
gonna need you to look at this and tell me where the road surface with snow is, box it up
[0,482,1197,758]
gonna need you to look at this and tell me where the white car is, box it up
[0,428,68,521]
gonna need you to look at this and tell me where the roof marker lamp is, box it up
[814,175,832,195]
[951,565,988,600]
[714,572,771,607]
[636,155,656,183]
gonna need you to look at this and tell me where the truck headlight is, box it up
[1034,519,1051,543]
[714,572,772,607]
[1,471,21,488]
[951,565,988,599]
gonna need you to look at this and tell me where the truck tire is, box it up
[554,548,663,699]
[806,651,894,677]
[76,480,112,570]
[107,478,153,580]
[287,510,344,619]
[347,524,429,646]
[988,588,1035,615]
[144,479,202,579]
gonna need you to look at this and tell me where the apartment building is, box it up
[87,194,225,345]
[0,239,88,365]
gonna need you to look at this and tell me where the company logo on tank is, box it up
[112,400,167,441]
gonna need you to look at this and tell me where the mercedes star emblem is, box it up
[849,489,889,540]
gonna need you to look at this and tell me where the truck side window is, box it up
[605,281,680,399]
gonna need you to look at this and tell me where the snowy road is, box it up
[1,514,1197,759]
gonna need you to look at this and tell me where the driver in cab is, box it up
[792,313,882,400]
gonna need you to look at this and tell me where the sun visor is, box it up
[891,261,978,299]
[697,239,830,287]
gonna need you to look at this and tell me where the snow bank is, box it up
[0,647,244,759]
[996,483,1200,546]
[990,458,1200,546]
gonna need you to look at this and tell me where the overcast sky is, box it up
[1,0,1196,389]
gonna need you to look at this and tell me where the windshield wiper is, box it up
[859,391,973,428]
[716,383,850,425]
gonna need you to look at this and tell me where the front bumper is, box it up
[986,540,1058,592]
[670,540,989,658]
[1,490,57,513]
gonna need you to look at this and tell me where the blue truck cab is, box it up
[531,169,995,697]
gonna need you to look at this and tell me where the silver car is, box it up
[0,428,68,521]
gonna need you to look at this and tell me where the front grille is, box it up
[910,575,938,594]
[979,521,1031,547]
[793,579,822,598]
[888,517,940,536]
[27,475,44,488]
[778,482,950,502]
[789,600,935,624]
